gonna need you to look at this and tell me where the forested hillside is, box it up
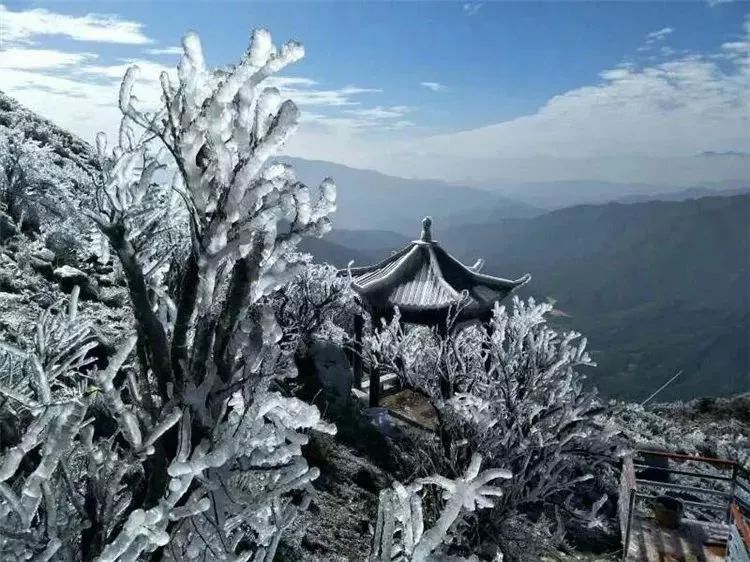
[439,196,749,400]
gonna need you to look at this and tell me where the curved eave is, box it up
[431,244,531,291]
[426,245,462,300]
[340,234,531,323]
[473,271,532,291]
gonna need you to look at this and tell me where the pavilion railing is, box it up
[619,448,749,561]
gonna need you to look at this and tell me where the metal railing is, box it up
[619,448,749,561]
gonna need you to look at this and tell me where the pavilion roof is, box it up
[346,217,530,324]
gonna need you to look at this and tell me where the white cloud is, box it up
[659,46,676,57]
[646,27,674,41]
[293,105,413,140]
[0,6,153,45]
[707,0,734,6]
[78,59,175,81]
[4,7,748,188]
[1,45,389,152]
[0,7,158,144]
[463,3,483,16]
[420,81,446,92]
[287,17,750,186]
[143,46,183,55]
[0,66,123,143]
[0,48,97,70]
[344,106,410,120]
[638,26,675,52]
[0,53,174,143]
[0,8,400,174]
[275,85,381,108]
[367,25,750,184]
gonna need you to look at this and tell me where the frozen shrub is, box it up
[45,230,80,267]
[0,129,89,237]
[0,27,338,560]
[271,259,355,356]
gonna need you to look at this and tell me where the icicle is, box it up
[119,66,140,113]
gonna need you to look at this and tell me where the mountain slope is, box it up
[439,196,749,313]
[0,90,98,229]
[283,157,540,235]
[615,185,750,205]
[321,229,412,256]
[0,90,97,175]
[441,196,750,400]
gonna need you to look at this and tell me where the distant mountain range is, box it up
[285,157,542,235]
[285,157,747,233]
[614,185,750,205]
[481,179,749,210]
[303,195,749,402]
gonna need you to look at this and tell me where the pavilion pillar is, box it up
[369,314,382,407]
[437,320,453,400]
[352,311,363,390]
[369,367,381,407]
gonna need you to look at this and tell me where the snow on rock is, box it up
[32,248,55,263]
[52,265,87,282]
[52,265,98,299]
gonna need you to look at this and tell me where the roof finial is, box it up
[420,216,433,242]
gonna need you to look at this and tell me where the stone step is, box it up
[361,372,399,390]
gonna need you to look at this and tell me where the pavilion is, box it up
[346,216,531,406]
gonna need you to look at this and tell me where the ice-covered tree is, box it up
[0,129,87,236]
[0,27,338,560]
[270,259,354,356]
[362,298,622,558]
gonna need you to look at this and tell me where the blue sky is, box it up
[1,1,749,184]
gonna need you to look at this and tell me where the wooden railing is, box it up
[728,504,750,562]
[619,449,748,561]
